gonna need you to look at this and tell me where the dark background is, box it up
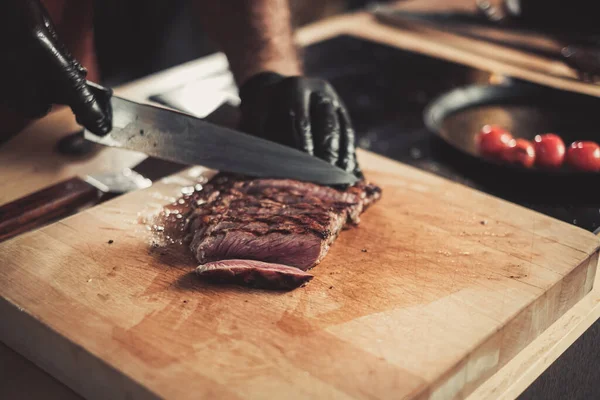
[94,0,391,86]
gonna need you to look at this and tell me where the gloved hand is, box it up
[238,72,362,179]
[0,0,111,135]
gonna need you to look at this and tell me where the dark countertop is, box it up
[302,35,600,233]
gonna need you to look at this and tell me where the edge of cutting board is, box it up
[432,251,598,399]
[0,293,160,400]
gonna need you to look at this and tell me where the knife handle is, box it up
[0,177,101,243]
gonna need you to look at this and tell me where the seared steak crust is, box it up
[186,173,381,284]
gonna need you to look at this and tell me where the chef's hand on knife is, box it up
[0,0,111,136]
[238,72,363,179]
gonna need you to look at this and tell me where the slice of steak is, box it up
[196,259,314,290]
[187,173,382,279]
[190,211,346,270]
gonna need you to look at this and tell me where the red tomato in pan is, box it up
[566,141,600,172]
[533,133,565,169]
[476,125,513,158]
[501,138,536,168]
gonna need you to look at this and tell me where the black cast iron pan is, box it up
[423,80,600,176]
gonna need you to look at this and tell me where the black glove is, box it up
[0,0,111,135]
[239,72,362,178]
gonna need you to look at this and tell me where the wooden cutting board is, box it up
[0,149,598,400]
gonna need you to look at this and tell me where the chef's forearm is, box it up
[194,0,302,85]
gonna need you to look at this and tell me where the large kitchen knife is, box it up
[83,81,358,186]
[0,99,234,243]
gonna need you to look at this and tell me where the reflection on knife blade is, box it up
[83,84,358,186]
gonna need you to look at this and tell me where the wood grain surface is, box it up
[470,266,600,400]
[0,177,100,243]
[0,148,597,400]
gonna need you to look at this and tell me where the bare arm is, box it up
[194,0,361,177]
[194,0,302,86]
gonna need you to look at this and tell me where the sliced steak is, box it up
[186,173,382,289]
[196,259,313,290]
[190,205,346,270]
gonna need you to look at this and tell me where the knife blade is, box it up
[0,104,231,243]
[83,82,357,186]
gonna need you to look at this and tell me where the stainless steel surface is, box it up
[84,89,357,185]
[83,168,152,194]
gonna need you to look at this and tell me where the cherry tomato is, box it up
[501,138,536,168]
[533,133,565,169]
[566,141,600,172]
[476,125,513,158]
